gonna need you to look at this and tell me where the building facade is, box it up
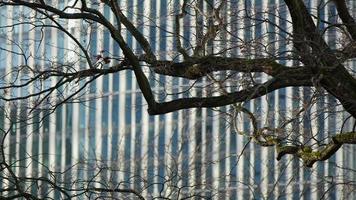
[0,0,356,199]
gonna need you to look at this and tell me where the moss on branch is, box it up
[276,132,356,167]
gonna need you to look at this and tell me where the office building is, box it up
[0,0,355,199]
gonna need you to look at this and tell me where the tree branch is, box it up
[148,76,312,115]
[277,132,356,167]
[333,0,356,40]
[150,56,311,79]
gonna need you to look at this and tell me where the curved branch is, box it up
[148,75,313,115]
[4,1,102,22]
[277,132,356,167]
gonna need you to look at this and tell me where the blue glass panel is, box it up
[157,118,165,189]
[88,99,96,161]
[205,110,213,196]
[55,106,62,167]
[146,118,155,193]
[57,31,65,59]
[44,29,52,64]
[90,30,97,56]
[111,95,119,161]
[79,103,86,164]
[0,37,6,68]
[103,31,110,92]
[0,7,6,27]
[242,102,251,200]
[159,0,167,55]
[149,0,157,52]
[124,127,131,181]
[101,97,109,161]
[125,94,132,124]
[11,33,19,67]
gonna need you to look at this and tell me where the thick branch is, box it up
[277,132,356,167]
[151,56,310,79]
[4,1,102,22]
[319,66,356,118]
[284,0,356,118]
[148,75,312,115]
[333,0,356,40]
[284,0,331,55]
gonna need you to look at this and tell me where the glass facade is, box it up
[0,0,355,199]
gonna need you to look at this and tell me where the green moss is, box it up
[299,149,322,162]
[333,132,356,143]
[302,146,312,153]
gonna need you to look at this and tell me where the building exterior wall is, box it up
[0,0,356,199]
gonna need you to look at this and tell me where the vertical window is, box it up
[101,96,109,161]
[103,31,110,92]
[88,99,96,160]
[42,109,50,167]
[205,111,213,196]
[0,37,6,69]
[111,94,119,163]
[147,116,155,193]
[243,102,251,200]
[79,103,86,162]
[65,104,72,168]
[44,29,52,64]
[57,31,65,60]
[159,0,167,57]
[149,0,157,52]
[56,106,62,167]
